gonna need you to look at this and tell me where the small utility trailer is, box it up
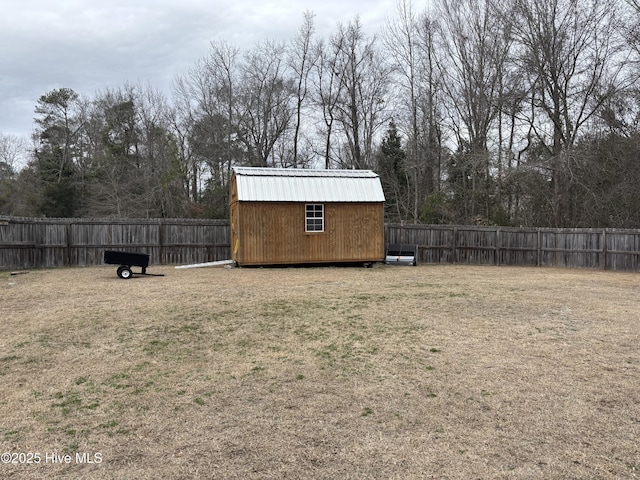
[103,250,164,279]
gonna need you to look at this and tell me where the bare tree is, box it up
[0,133,28,214]
[623,0,640,58]
[609,0,640,135]
[170,76,200,205]
[416,13,446,193]
[436,0,513,222]
[238,40,295,166]
[171,40,243,217]
[384,0,446,221]
[188,41,241,182]
[206,41,242,178]
[312,38,343,168]
[289,11,319,167]
[508,0,627,225]
[0,133,27,172]
[513,0,624,154]
[384,0,421,220]
[88,86,142,217]
[330,17,391,169]
[136,83,189,217]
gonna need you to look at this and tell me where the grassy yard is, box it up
[0,264,638,479]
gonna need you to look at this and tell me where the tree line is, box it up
[1,0,640,227]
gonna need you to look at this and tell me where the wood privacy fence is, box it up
[0,217,230,270]
[1,216,640,272]
[385,224,640,272]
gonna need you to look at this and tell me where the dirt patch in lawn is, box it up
[0,264,638,479]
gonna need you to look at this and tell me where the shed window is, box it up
[305,204,324,232]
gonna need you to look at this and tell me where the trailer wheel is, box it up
[117,266,133,279]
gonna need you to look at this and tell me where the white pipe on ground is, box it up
[175,260,235,269]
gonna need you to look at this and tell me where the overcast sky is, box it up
[0,0,397,140]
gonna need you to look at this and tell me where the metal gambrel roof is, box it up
[233,167,386,202]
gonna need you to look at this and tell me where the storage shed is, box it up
[229,167,386,266]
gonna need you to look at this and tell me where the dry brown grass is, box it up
[0,264,638,479]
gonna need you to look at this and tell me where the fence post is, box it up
[601,229,607,270]
[65,221,72,267]
[452,226,457,264]
[495,229,501,266]
[537,228,542,267]
[636,233,639,273]
[158,219,164,265]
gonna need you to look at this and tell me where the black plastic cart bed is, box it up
[103,250,164,279]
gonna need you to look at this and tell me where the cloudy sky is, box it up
[0,0,397,140]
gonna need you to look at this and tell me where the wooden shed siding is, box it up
[234,202,384,265]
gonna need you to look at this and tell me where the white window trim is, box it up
[305,204,324,233]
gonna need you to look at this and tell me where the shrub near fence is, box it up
[1,217,639,272]
[385,224,640,272]
[0,217,230,270]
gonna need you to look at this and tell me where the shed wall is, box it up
[234,201,384,265]
[230,174,240,261]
